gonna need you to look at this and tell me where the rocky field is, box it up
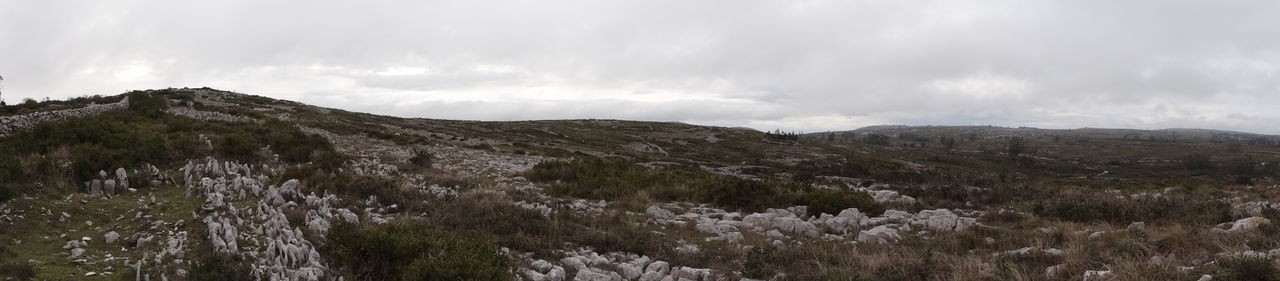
[2,88,1280,281]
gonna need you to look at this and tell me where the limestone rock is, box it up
[910,209,975,232]
[115,168,129,190]
[857,225,901,243]
[104,179,116,197]
[104,231,120,244]
[647,206,676,220]
[1229,217,1270,232]
[1083,270,1113,281]
[90,180,103,196]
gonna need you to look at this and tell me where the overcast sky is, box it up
[2,1,1278,133]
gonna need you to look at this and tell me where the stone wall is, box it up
[0,98,129,137]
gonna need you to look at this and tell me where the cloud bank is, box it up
[1,1,1277,133]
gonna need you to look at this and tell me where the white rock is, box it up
[573,268,622,281]
[857,225,900,243]
[742,213,776,227]
[1083,270,1113,281]
[104,231,120,244]
[645,261,671,275]
[1229,217,1270,232]
[531,259,553,272]
[647,206,676,220]
[1045,264,1064,278]
[695,221,737,236]
[910,209,975,232]
[772,217,819,237]
[675,243,701,255]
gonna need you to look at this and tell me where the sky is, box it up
[1,1,1278,134]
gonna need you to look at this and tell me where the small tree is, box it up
[1007,137,1027,157]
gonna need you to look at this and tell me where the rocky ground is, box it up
[2,88,1280,281]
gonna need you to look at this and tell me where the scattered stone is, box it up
[1229,217,1270,232]
[646,206,676,220]
[104,231,120,244]
[1083,270,1113,281]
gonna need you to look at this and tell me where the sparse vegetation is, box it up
[526,157,882,213]
[796,188,883,217]
[188,254,253,281]
[0,91,340,198]
[326,220,513,281]
[1216,256,1280,281]
[4,90,1280,281]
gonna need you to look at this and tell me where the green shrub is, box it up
[282,169,407,207]
[410,149,434,168]
[528,157,887,213]
[0,262,35,281]
[326,220,513,281]
[794,189,883,217]
[125,91,169,118]
[694,177,790,210]
[1184,154,1215,171]
[425,196,549,238]
[0,155,27,201]
[218,133,261,161]
[1216,256,1280,281]
[260,120,341,165]
[1031,191,1230,225]
[188,254,252,281]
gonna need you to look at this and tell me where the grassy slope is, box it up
[0,186,201,280]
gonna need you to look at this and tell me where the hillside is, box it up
[2,88,1280,280]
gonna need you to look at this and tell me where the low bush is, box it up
[0,262,35,281]
[188,254,252,281]
[282,168,407,207]
[526,158,880,213]
[326,220,513,281]
[795,189,883,217]
[217,133,261,161]
[409,149,434,168]
[424,195,550,239]
[1031,191,1230,225]
[694,176,791,211]
[125,91,169,118]
[260,120,338,165]
[1216,256,1280,281]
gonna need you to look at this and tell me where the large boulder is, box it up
[857,225,901,243]
[772,217,819,237]
[104,231,120,244]
[103,179,116,197]
[910,209,976,232]
[1229,217,1271,232]
[1083,270,1113,281]
[646,206,676,221]
[742,213,776,228]
[818,208,866,233]
[115,168,129,190]
[90,180,103,196]
[573,267,622,281]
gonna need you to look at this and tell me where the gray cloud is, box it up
[2,0,1278,133]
